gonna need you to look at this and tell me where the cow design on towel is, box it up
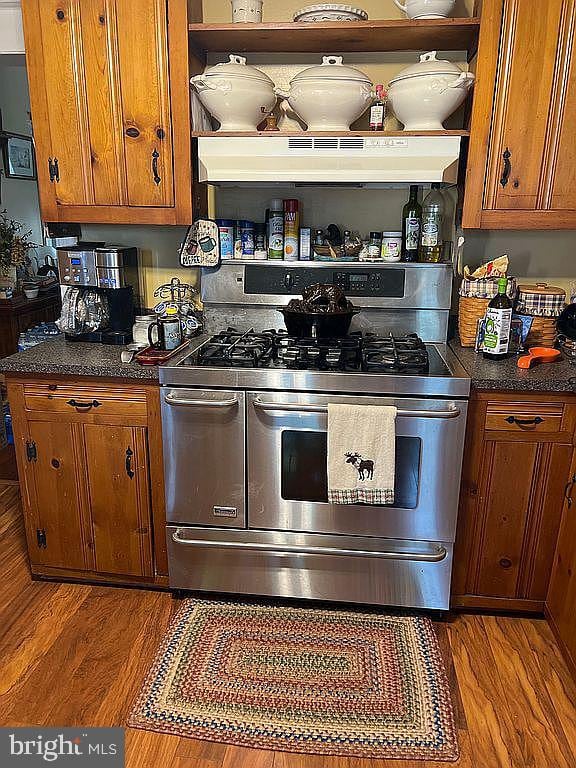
[345,452,375,481]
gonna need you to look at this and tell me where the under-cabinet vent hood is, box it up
[196,135,464,186]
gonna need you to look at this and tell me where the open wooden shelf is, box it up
[188,18,480,56]
[192,130,471,137]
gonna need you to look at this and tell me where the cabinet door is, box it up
[471,440,571,600]
[28,0,93,210]
[540,0,576,211]
[546,452,576,672]
[25,421,90,571]
[483,0,564,211]
[115,0,174,208]
[83,424,153,577]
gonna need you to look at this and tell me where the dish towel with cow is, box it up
[327,403,397,505]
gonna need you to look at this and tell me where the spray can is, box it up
[267,199,284,260]
[283,199,299,261]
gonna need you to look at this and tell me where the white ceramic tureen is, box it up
[387,51,475,131]
[190,55,277,132]
[275,56,373,131]
[394,0,456,18]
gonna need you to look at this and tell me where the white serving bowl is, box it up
[23,288,39,299]
[293,4,368,22]
[388,51,475,130]
[393,0,456,18]
[276,56,373,132]
[190,55,277,132]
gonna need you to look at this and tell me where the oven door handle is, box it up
[164,392,239,408]
[253,398,461,420]
[171,530,448,563]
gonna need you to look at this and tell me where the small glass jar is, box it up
[132,314,156,347]
[367,231,383,260]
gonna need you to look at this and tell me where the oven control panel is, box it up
[244,266,406,297]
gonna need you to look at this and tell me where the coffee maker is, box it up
[57,245,139,344]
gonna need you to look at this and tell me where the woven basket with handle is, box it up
[458,296,490,347]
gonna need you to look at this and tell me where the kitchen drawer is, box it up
[167,526,453,610]
[23,384,147,419]
[484,401,564,434]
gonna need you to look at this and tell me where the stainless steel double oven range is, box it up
[160,262,470,610]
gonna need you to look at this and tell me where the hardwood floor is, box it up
[1,482,576,768]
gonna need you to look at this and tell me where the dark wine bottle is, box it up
[401,185,422,262]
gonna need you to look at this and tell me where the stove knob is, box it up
[284,273,293,289]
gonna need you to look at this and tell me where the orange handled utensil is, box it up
[517,347,561,369]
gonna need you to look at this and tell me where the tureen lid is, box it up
[389,51,465,85]
[203,54,275,85]
[291,56,372,84]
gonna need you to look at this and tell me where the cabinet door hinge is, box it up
[36,529,47,549]
[26,440,37,462]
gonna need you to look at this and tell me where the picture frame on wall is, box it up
[0,132,37,180]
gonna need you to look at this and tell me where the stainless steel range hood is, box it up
[197,135,464,185]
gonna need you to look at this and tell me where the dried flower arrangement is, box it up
[0,210,34,275]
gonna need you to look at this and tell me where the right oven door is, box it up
[247,391,468,542]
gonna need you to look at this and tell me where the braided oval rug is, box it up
[128,599,459,762]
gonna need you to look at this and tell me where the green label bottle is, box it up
[482,278,513,360]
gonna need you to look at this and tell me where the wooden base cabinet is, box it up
[452,392,576,612]
[546,449,576,677]
[7,377,168,586]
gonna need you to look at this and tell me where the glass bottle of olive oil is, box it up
[482,278,513,360]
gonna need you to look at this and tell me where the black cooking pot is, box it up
[279,307,358,338]
[557,304,576,340]
[279,282,358,338]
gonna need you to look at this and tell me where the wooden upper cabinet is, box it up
[463,0,576,228]
[21,0,193,225]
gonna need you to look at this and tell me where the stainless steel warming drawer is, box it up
[167,527,454,610]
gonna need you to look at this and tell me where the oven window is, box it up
[281,431,421,508]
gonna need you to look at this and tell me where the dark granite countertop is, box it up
[0,339,160,381]
[450,341,576,393]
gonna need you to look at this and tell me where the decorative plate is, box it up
[293,4,369,22]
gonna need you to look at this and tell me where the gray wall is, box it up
[0,57,50,259]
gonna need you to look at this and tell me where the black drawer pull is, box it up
[67,399,102,411]
[505,416,543,427]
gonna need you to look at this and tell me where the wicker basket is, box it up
[526,316,558,348]
[458,296,490,347]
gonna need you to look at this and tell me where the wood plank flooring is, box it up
[1,482,576,767]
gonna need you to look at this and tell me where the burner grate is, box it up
[197,330,430,374]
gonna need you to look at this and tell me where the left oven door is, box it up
[161,388,246,528]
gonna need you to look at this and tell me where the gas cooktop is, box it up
[195,329,432,375]
[160,328,470,398]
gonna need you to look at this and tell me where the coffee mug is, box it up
[148,317,182,351]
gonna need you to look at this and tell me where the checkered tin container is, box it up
[516,283,566,318]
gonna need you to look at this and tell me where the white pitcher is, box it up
[394,0,456,18]
[231,0,263,23]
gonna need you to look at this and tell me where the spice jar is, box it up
[367,231,383,260]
